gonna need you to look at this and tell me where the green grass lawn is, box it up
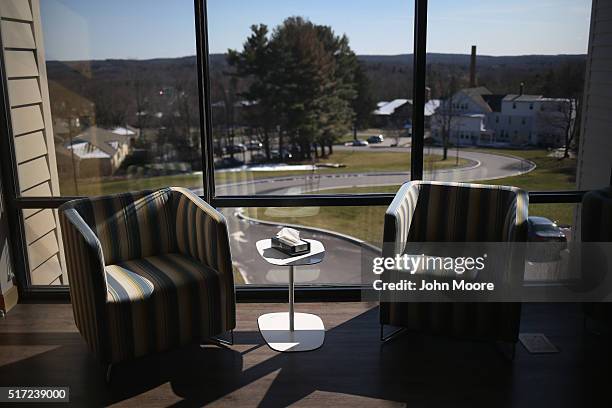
[249,187,575,246]
[217,151,468,188]
[246,204,387,247]
[471,148,577,225]
[246,185,398,246]
[309,150,468,173]
[469,148,577,191]
[247,148,578,242]
[336,128,386,144]
[60,173,204,197]
[60,151,469,196]
[60,148,576,246]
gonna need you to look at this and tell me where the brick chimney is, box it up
[469,45,477,87]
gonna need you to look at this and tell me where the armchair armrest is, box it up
[172,188,236,330]
[383,182,420,258]
[58,207,108,359]
[172,188,234,281]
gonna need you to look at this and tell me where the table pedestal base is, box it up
[258,312,325,352]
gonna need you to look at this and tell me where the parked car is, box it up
[367,135,384,144]
[215,157,244,169]
[213,145,226,156]
[344,140,369,147]
[270,149,293,161]
[226,144,247,154]
[250,152,267,163]
[527,216,567,262]
[246,140,263,151]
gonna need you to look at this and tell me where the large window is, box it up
[424,0,592,196]
[41,0,203,197]
[221,206,385,285]
[0,0,601,294]
[3,0,203,287]
[207,0,418,196]
[421,1,593,247]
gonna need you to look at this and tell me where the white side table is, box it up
[255,238,325,352]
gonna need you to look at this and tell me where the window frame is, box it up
[0,0,587,301]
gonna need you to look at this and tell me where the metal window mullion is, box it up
[411,0,428,181]
[13,191,587,210]
[194,0,216,203]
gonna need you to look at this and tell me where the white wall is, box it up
[0,0,66,285]
[577,0,612,190]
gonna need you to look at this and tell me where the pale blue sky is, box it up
[41,0,592,61]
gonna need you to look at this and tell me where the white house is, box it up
[496,95,570,146]
[430,87,494,145]
[58,126,133,178]
[431,87,572,147]
[372,99,413,129]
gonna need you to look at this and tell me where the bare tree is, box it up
[131,77,149,142]
[537,97,580,158]
[214,77,238,158]
[434,77,460,160]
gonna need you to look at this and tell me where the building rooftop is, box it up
[373,99,412,116]
[503,94,544,102]
[67,141,111,159]
[482,94,505,112]
[459,87,494,113]
[424,99,440,116]
[111,126,137,136]
[462,86,493,97]
[68,126,130,159]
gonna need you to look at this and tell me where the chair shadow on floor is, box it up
[0,305,609,406]
[0,306,520,407]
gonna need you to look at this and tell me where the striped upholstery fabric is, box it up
[581,187,612,242]
[381,181,528,343]
[60,209,108,359]
[172,188,235,330]
[59,188,236,364]
[66,189,176,265]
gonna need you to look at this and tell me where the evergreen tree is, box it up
[227,17,374,160]
[227,24,276,159]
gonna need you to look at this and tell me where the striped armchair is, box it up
[381,181,528,345]
[581,186,612,327]
[59,187,236,367]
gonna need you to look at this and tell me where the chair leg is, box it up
[105,363,113,384]
[496,341,516,362]
[380,324,406,343]
[208,330,234,346]
[583,315,603,336]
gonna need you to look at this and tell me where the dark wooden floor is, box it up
[0,302,610,407]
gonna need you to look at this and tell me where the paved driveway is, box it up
[206,148,534,284]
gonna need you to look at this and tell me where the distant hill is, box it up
[358,53,585,67]
[46,52,587,119]
[48,52,586,79]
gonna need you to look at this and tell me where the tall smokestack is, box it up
[470,45,477,87]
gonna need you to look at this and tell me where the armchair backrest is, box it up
[582,186,612,242]
[61,188,176,265]
[384,181,528,257]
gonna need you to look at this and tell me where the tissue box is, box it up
[271,236,310,256]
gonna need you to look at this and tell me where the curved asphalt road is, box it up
[210,147,535,284]
[215,147,534,196]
